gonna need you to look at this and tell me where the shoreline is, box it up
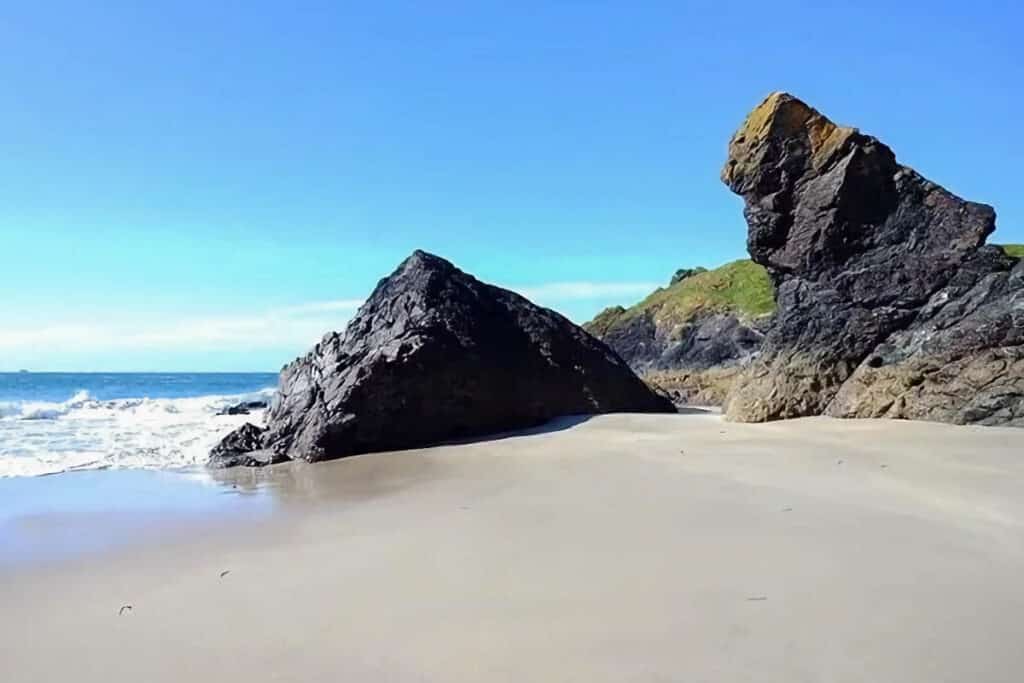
[0,467,277,573]
[3,413,1023,681]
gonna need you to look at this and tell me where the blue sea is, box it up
[0,373,278,477]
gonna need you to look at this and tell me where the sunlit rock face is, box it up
[722,92,1023,426]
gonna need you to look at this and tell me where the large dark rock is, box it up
[828,252,1024,424]
[721,92,1023,425]
[209,250,675,466]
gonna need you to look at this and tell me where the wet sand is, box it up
[2,413,1023,682]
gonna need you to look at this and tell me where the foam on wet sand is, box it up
[2,413,1022,682]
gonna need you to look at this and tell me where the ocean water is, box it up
[0,373,277,478]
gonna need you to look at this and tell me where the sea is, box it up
[0,372,277,478]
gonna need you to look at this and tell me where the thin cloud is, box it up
[0,299,364,353]
[275,299,366,316]
[0,282,653,354]
[511,281,659,303]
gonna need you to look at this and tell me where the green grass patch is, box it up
[589,246,1019,338]
[585,259,775,334]
[999,244,1024,258]
[585,305,627,337]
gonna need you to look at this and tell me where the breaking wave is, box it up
[0,388,274,477]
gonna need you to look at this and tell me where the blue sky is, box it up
[2,1,1021,372]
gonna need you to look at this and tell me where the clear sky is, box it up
[2,1,1021,372]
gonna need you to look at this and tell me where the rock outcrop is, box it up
[209,250,675,467]
[216,399,269,416]
[208,423,283,468]
[722,92,1023,426]
[583,259,774,405]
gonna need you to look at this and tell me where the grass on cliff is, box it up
[589,245,1019,337]
[586,259,775,333]
[585,305,630,337]
[1000,244,1024,258]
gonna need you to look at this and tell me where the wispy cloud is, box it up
[0,280,653,354]
[511,281,659,303]
[274,299,365,316]
[0,299,364,353]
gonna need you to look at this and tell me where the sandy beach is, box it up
[2,412,1023,682]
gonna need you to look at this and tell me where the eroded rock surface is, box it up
[583,260,774,405]
[208,423,283,468]
[721,92,1022,425]
[209,251,675,467]
[593,309,769,375]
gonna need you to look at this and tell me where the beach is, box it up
[2,412,1022,682]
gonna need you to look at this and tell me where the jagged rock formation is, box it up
[722,92,1023,426]
[583,260,774,404]
[209,251,675,467]
[208,423,284,468]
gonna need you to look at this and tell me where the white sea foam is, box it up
[0,388,274,477]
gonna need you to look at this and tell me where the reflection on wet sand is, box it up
[205,413,608,502]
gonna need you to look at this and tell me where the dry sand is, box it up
[2,413,1023,682]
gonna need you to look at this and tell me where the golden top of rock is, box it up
[722,91,858,186]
